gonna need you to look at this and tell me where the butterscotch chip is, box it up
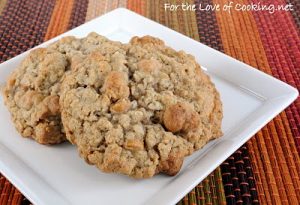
[102,71,130,100]
[137,59,161,74]
[110,99,131,113]
[163,102,200,133]
[60,35,223,178]
[130,35,165,46]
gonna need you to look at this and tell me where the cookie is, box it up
[3,48,69,144]
[2,32,122,144]
[48,32,124,65]
[60,35,223,178]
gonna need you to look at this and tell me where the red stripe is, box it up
[194,0,224,51]
[68,0,89,30]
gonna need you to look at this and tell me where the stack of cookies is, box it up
[3,33,223,178]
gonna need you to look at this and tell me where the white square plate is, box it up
[0,8,298,205]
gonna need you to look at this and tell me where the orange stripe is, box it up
[127,0,133,12]
[128,0,147,15]
[44,0,75,40]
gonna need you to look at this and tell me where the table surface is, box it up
[0,0,299,204]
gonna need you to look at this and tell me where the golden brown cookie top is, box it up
[60,35,223,178]
[3,32,126,145]
[130,35,165,46]
[3,48,68,144]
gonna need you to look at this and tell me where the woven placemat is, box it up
[0,0,299,205]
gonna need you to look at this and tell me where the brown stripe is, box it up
[68,0,89,30]
[286,0,300,30]
[220,146,259,204]
[194,0,224,51]
[0,0,56,63]
[44,0,75,40]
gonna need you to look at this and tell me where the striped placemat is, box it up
[0,0,299,204]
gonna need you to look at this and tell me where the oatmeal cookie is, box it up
[60,35,223,178]
[48,32,124,66]
[3,48,69,144]
[3,33,123,144]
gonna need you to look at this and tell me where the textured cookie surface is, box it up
[60,35,223,178]
[3,48,68,144]
[2,32,117,144]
